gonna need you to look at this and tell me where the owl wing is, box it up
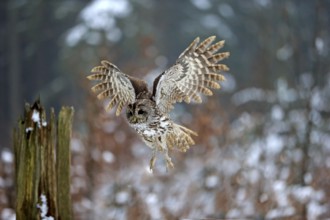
[87,60,139,116]
[153,36,230,115]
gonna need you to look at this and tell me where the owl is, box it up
[87,36,230,171]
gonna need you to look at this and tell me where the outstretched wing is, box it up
[87,60,137,116]
[153,36,230,114]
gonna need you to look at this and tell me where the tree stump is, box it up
[13,100,74,220]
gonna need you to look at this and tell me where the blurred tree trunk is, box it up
[297,1,328,218]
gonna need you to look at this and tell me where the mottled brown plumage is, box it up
[87,36,230,171]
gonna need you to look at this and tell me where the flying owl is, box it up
[87,36,230,171]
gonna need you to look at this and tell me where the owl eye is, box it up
[138,109,145,115]
[126,109,133,117]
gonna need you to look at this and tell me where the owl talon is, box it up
[149,154,156,172]
[165,157,174,171]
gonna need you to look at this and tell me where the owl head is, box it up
[126,99,157,124]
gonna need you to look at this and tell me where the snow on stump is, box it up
[13,99,74,220]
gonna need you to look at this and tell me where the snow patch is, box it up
[205,175,219,189]
[146,193,161,219]
[115,191,130,205]
[266,207,295,219]
[66,0,131,46]
[265,134,284,155]
[26,127,33,133]
[1,208,15,220]
[37,194,54,220]
[1,150,13,163]
[31,109,47,128]
[308,201,327,219]
[32,110,40,123]
[102,151,115,163]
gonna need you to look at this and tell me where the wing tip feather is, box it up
[101,60,110,66]
[86,75,93,80]
[115,108,121,116]
[96,93,105,100]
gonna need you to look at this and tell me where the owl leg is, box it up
[163,148,174,171]
[157,136,174,171]
[149,149,157,172]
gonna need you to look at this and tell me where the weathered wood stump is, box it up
[13,100,74,220]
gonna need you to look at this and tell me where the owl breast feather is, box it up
[129,116,172,138]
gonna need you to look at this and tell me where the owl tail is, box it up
[166,124,198,152]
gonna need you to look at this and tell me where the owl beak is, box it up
[130,116,137,124]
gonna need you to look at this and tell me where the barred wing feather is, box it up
[154,36,230,115]
[87,60,136,116]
